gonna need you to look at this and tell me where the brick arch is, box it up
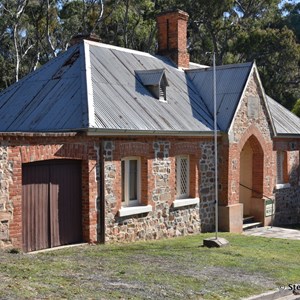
[237,125,267,153]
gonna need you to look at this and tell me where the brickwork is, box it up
[274,150,300,225]
[0,115,299,249]
[0,144,13,248]
[226,70,275,207]
[0,136,98,249]
[103,137,212,243]
[0,133,227,248]
[156,10,190,68]
[217,68,300,231]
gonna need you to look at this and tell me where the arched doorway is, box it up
[239,135,264,223]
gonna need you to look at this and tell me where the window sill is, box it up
[173,198,200,208]
[118,205,152,217]
[275,183,291,190]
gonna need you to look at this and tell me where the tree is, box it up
[282,2,300,42]
[231,26,300,108]
[292,98,300,117]
[176,0,300,108]
[0,0,299,112]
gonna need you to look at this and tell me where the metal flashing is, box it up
[83,41,95,128]
[85,128,219,137]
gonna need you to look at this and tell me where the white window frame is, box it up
[121,157,141,207]
[176,155,190,199]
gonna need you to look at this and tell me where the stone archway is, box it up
[239,135,264,223]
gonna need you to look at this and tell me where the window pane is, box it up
[180,157,188,195]
[129,160,138,201]
[121,160,125,202]
[176,156,189,198]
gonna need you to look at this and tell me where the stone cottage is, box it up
[0,10,299,252]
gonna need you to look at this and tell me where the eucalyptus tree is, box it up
[0,0,299,109]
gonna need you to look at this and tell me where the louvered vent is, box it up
[159,86,166,101]
[135,69,169,102]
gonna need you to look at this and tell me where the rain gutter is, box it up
[86,129,221,137]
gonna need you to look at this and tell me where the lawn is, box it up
[0,232,299,299]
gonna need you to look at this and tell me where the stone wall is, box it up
[227,69,275,205]
[199,141,217,232]
[103,137,216,243]
[0,144,13,248]
[0,134,219,249]
[274,186,300,225]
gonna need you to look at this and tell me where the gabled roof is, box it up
[267,96,300,136]
[186,62,253,131]
[0,40,214,134]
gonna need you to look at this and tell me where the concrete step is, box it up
[243,215,255,224]
[243,222,262,230]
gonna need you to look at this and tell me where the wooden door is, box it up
[22,160,82,252]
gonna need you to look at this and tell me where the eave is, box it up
[85,128,220,137]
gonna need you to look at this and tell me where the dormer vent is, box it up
[135,69,169,102]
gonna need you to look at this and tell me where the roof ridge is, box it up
[84,39,155,58]
[186,61,253,73]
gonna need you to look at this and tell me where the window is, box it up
[121,157,140,206]
[277,151,284,184]
[276,151,289,188]
[176,155,189,199]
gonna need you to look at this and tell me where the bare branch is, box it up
[15,0,28,19]
[13,25,20,82]
[46,0,57,57]
[22,44,34,58]
[2,4,14,18]
[234,0,245,14]
[91,0,104,34]
[33,52,40,71]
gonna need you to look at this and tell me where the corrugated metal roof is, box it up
[267,96,300,135]
[1,40,297,136]
[89,42,214,132]
[186,62,253,131]
[0,44,85,131]
[0,40,216,133]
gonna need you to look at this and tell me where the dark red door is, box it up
[22,160,82,252]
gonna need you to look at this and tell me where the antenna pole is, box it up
[213,52,218,239]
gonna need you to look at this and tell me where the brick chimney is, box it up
[156,10,190,69]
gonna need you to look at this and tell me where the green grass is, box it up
[0,233,299,299]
